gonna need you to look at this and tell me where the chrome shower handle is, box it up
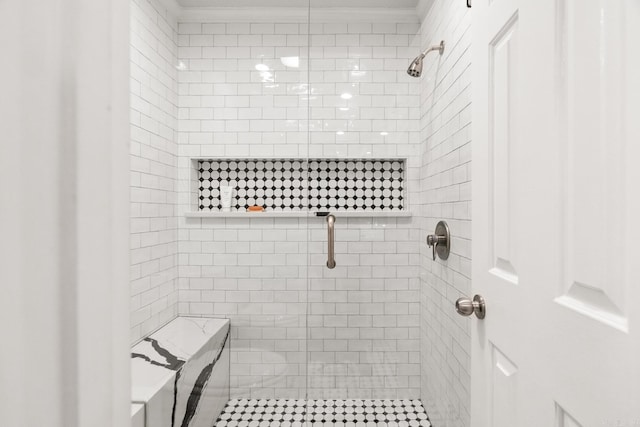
[326,214,336,269]
[426,220,451,261]
[426,234,447,260]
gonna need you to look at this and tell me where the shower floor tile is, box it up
[215,398,431,427]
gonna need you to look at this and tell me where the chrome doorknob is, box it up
[455,295,486,319]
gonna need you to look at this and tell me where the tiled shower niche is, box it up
[196,159,406,212]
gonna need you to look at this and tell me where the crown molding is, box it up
[415,0,435,22]
[178,7,420,23]
[151,0,422,24]
[156,0,183,19]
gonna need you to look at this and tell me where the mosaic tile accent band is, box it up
[197,159,405,212]
[215,398,431,427]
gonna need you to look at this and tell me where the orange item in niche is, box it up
[247,206,265,212]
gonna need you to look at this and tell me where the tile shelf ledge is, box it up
[185,211,412,218]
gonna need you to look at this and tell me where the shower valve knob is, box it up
[426,221,451,261]
[426,234,445,246]
[426,234,445,260]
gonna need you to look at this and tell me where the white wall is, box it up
[1,0,130,425]
[176,18,423,399]
[130,0,180,343]
[417,1,472,426]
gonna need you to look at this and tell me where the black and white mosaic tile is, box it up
[198,159,405,212]
[215,398,431,427]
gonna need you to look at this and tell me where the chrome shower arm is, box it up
[420,40,445,57]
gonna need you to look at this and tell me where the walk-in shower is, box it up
[128,0,441,425]
[406,40,445,77]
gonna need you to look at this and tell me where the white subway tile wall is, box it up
[130,0,474,417]
[177,19,423,399]
[130,0,179,343]
[305,216,421,399]
[417,2,472,427]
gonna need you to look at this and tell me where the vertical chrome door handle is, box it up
[326,214,336,269]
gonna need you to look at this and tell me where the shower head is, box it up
[407,40,445,78]
[407,55,424,77]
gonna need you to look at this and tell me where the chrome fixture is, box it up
[407,40,445,78]
[455,295,486,319]
[426,220,450,261]
[326,214,336,269]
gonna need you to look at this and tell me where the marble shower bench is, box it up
[131,317,230,427]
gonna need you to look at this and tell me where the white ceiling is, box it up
[176,0,420,8]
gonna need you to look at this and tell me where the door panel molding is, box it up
[488,12,519,285]
[556,0,629,331]
[555,403,582,427]
[489,343,518,427]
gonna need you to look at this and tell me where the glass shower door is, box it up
[303,2,424,420]
[186,4,312,404]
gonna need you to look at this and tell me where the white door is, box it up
[471,0,640,425]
